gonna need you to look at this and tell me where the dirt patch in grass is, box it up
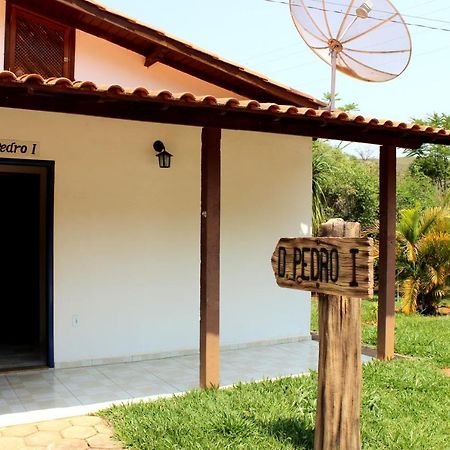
[438,306,450,315]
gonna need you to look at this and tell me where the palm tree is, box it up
[397,197,450,314]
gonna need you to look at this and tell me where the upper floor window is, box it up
[5,4,75,79]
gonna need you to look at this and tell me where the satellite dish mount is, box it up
[328,1,373,110]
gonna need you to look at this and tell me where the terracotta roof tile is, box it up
[46,77,73,88]
[18,73,44,84]
[0,71,15,82]
[260,104,282,113]
[72,80,97,91]
[217,98,240,108]
[239,100,261,110]
[353,115,366,123]
[178,92,197,103]
[152,90,173,101]
[0,71,449,143]
[132,87,150,98]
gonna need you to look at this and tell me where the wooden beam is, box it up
[377,145,397,360]
[200,127,221,388]
[144,48,167,67]
[0,85,440,148]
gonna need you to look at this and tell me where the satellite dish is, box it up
[290,0,412,110]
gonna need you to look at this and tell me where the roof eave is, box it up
[11,0,326,108]
[0,79,447,149]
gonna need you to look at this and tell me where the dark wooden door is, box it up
[0,164,49,370]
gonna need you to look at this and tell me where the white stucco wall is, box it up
[0,108,311,367]
[74,30,243,98]
[221,130,312,345]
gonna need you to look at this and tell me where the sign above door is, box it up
[0,139,40,158]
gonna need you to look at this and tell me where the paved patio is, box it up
[0,415,122,449]
[0,339,372,428]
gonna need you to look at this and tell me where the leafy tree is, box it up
[312,141,378,230]
[397,198,450,315]
[407,113,450,191]
[413,112,450,130]
[322,92,359,113]
[397,171,438,212]
[312,145,329,235]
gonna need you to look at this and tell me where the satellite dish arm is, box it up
[330,50,337,111]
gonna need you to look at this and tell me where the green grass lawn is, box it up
[311,299,450,367]
[101,301,450,449]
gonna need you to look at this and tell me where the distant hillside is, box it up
[358,156,415,174]
[397,156,415,174]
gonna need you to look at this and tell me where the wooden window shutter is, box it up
[6,4,75,79]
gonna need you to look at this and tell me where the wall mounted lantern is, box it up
[153,140,173,168]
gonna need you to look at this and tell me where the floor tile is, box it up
[22,398,82,411]
[0,387,19,401]
[0,398,26,414]
[122,381,180,398]
[75,389,132,405]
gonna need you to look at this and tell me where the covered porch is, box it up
[0,339,349,426]
[0,72,449,390]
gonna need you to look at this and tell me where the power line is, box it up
[267,0,450,25]
[243,43,306,63]
[268,39,450,76]
[263,0,450,32]
[243,0,448,67]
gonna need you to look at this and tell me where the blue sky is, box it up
[101,0,449,124]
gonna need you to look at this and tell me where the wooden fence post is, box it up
[314,219,362,450]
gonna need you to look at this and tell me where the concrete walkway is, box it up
[0,339,373,437]
[0,415,122,449]
[0,339,374,449]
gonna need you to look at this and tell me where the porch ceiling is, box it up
[0,72,449,149]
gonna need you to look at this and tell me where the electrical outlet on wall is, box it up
[72,315,80,327]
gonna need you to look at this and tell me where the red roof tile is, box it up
[0,71,449,146]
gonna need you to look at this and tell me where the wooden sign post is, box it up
[272,219,373,450]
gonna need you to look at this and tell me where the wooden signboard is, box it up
[271,237,374,298]
[273,220,374,450]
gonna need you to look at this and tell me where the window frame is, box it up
[4,2,75,79]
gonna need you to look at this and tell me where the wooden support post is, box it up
[200,127,221,388]
[377,145,396,360]
[315,219,362,450]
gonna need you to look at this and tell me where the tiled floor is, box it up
[0,339,372,426]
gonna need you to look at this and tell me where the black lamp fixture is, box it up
[153,140,173,168]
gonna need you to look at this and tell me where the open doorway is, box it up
[0,161,53,371]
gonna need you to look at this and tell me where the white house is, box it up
[1,0,448,384]
[0,0,323,375]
